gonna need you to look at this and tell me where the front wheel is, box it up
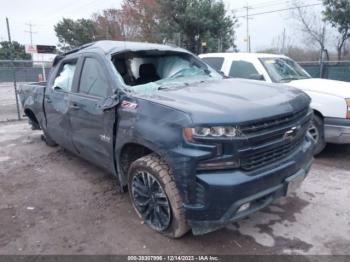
[128,154,189,238]
[308,115,326,155]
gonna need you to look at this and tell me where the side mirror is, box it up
[249,74,265,81]
[99,94,120,111]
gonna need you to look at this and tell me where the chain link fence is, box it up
[299,60,350,82]
[1,59,349,122]
[0,60,52,122]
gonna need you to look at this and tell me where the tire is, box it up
[308,114,326,155]
[128,154,189,238]
[41,129,57,147]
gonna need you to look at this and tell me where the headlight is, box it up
[346,98,350,119]
[184,126,240,140]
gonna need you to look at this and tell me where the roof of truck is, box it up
[199,52,288,59]
[52,41,191,66]
[77,40,190,55]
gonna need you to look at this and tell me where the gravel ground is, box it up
[0,121,349,255]
[0,83,21,122]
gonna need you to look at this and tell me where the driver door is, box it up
[68,55,116,170]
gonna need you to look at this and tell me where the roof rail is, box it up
[63,42,96,56]
[52,42,96,66]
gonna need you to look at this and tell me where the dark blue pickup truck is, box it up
[18,41,314,238]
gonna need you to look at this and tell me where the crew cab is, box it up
[19,41,314,237]
[200,53,350,154]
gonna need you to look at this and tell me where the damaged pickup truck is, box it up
[19,41,314,238]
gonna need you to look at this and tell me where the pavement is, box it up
[0,121,349,255]
[0,83,21,122]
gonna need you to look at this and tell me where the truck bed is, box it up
[18,82,46,129]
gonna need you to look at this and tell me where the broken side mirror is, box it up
[249,74,265,81]
[99,94,120,111]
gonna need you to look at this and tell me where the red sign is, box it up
[25,45,37,54]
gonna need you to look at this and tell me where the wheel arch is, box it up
[313,109,324,120]
[117,142,163,187]
[24,108,40,130]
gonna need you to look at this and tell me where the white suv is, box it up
[200,53,350,154]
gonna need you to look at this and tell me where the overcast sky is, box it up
[0,0,323,52]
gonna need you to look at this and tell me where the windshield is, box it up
[260,57,311,83]
[111,51,222,93]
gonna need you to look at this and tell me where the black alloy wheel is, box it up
[131,171,171,231]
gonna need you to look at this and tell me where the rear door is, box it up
[44,57,80,151]
[224,57,272,82]
[68,54,116,170]
[201,56,225,72]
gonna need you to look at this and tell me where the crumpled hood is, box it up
[137,79,310,124]
[289,78,350,98]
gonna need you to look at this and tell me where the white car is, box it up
[200,52,350,154]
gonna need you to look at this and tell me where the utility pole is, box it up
[25,22,37,45]
[6,17,12,42]
[244,5,252,53]
[281,28,286,54]
[6,17,21,120]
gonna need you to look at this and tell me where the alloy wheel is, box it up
[131,171,171,231]
[308,123,319,143]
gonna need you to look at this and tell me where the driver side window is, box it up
[53,61,77,92]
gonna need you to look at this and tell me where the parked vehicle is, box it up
[200,53,350,154]
[19,41,314,237]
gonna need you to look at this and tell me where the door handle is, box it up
[70,104,80,110]
[46,97,52,103]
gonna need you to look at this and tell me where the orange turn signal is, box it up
[183,128,193,141]
[346,99,350,119]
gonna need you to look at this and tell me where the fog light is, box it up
[237,203,251,213]
[197,159,240,170]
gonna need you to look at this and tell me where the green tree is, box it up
[0,41,31,60]
[54,18,97,51]
[323,0,350,60]
[157,0,237,53]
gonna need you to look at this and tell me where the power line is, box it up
[236,3,322,18]
[25,22,37,45]
[234,0,293,12]
[45,0,102,18]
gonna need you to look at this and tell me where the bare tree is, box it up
[291,1,328,60]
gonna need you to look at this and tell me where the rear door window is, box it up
[53,61,77,92]
[79,58,111,98]
[201,57,224,71]
[229,60,259,79]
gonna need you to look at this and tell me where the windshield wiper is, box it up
[280,76,310,82]
[279,77,301,82]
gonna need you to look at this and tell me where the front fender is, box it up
[114,98,193,186]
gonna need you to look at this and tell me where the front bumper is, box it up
[324,117,350,144]
[185,137,314,235]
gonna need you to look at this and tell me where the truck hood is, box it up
[288,78,350,98]
[137,79,310,124]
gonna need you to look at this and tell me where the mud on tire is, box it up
[128,153,189,238]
